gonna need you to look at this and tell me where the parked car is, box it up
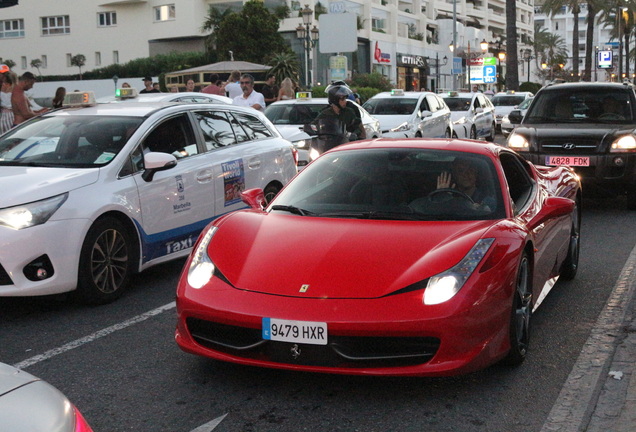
[0,92,297,304]
[507,81,636,207]
[440,91,496,140]
[501,97,533,136]
[96,90,232,105]
[0,362,93,431]
[264,94,381,169]
[176,138,581,377]
[362,90,453,138]
[491,91,534,130]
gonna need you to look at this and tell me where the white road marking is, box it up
[12,301,176,370]
[190,414,228,432]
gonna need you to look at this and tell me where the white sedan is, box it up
[362,90,453,139]
[441,91,496,141]
[0,93,297,304]
[264,95,381,169]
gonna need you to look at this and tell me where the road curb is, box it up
[540,242,636,432]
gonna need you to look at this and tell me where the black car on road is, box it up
[507,82,636,207]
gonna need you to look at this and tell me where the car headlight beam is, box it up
[424,238,495,305]
[611,135,636,152]
[507,133,530,151]
[187,227,217,289]
[0,193,68,230]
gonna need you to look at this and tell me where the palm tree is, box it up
[30,59,43,80]
[201,6,234,55]
[267,52,300,84]
[583,1,603,81]
[536,31,569,81]
[542,0,582,76]
[506,0,519,90]
[598,2,636,80]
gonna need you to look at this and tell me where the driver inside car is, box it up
[435,157,496,211]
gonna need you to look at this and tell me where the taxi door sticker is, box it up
[222,159,245,206]
[173,175,192,214]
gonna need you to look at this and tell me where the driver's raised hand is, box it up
[437,171,455,189]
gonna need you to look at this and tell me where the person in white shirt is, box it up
[232,74,265,112]
[224,70,242,100]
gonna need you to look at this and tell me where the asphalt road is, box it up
[1,135,635,432]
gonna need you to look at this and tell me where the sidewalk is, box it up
[540,246,636,432]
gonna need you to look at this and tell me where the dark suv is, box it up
[507,82,636,205]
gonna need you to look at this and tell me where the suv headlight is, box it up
[508,133,530,151]
[390,122,411,132]
[0,193,68,230]
[611,135,636,152]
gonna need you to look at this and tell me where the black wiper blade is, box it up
[270,205,315,216]
[319,209,423,220]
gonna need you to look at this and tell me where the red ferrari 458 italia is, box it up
[175,138,581,377]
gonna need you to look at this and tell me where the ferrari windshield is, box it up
[0,115,143,167]
[271,148,505,221]
[363,98,418,115]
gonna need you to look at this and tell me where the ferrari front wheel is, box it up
[502,252,532,365]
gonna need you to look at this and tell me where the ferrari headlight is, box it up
[187,227,217,289]
[390,122,411,132]
[293,139,309,149]
[0,193,68,230]
[611,135,636,152]
[424,238,495,305]
[507,133,530,151]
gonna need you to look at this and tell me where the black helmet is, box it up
[327,85,352,105]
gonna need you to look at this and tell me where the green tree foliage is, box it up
[201,6,234,55]
[215,1,289,63]
[83,51,211,80]
[267,52,300,84]
[71,54,86,79]
[349,72,393,92]
[30,59,43,79]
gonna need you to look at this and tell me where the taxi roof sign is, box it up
[296,91,312,100]
[63,91,97,107]
[390,89,405,96]
[116,87,138,99]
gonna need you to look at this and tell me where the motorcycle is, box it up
[303,116,361,161]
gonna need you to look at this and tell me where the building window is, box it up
[0,19,24,38]
[66,53,72,67]
[42,15,70,36]
[98,12,117,27]
[113,50,119,64]
[21,56,26,69]
[154,5,175,22]
[95,52,101,66]
[372,17,386,32]
[41,55,47,68]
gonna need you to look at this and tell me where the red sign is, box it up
[374,41,391,63]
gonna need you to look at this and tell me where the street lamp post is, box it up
[522,49,534,82]
[296,5,319,89]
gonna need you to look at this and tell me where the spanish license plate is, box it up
[546,156,590,167]
[262,318,328,345]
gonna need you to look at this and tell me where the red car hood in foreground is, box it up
[211,211,495,299]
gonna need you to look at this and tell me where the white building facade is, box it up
[0,0,534,90]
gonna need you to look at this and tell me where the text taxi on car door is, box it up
[362,89,453,139]
[0,91,297,304]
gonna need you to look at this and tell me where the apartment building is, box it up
[0,0,534,90]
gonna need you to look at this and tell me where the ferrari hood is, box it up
[210,212,495,299]
[0,166,99,208]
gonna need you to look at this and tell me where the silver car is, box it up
[0,362,93,431]
[501,97,533,136]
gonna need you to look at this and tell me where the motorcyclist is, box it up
[314,83,366,140]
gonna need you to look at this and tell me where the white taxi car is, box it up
[441,91,496,141]
[0,92,297,304]
[362,90,453,138]
[264,93,381,169]
[491,91,534,130]
[97,88,233,105]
